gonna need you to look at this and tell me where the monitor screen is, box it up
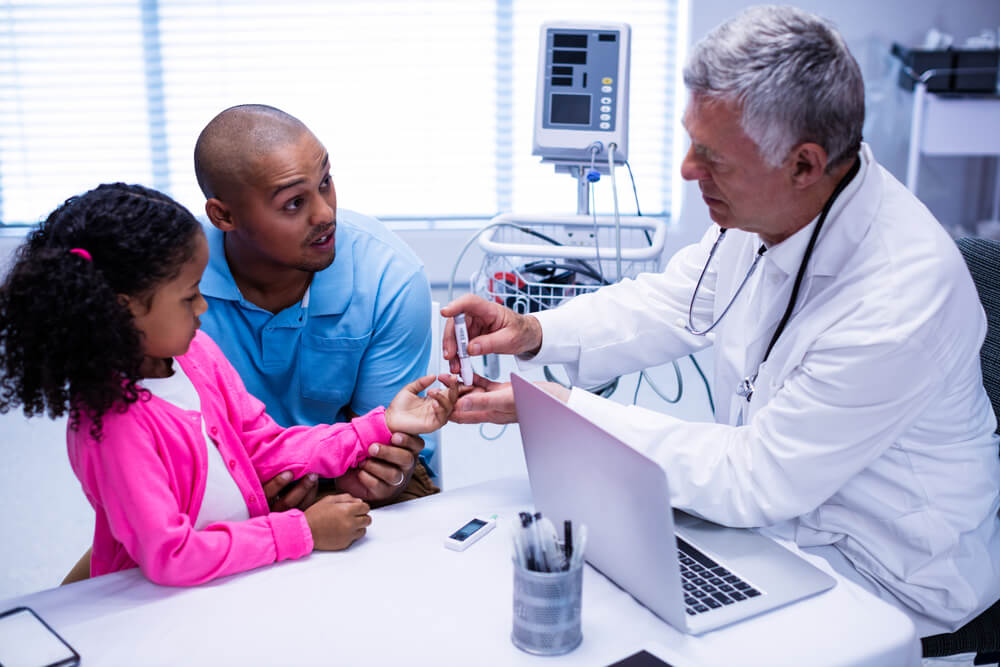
[550,93,591,125]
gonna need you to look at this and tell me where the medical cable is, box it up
[624,159,642,217]
[688,353,715,414]
[543,364,618,400]
[590,183,606,284]
[634,364,683,405]
[608,143,623,281]
[624,159,653,246]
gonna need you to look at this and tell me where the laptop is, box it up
[510,373,836,635]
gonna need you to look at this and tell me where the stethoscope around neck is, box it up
[683,157,861,402]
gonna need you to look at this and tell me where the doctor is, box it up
[442,5,1000,638]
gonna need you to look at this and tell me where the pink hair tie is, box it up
[69,248,92,262]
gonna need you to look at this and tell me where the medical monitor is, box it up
[533,21,630,164]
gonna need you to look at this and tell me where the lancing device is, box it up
[455,313,473,386]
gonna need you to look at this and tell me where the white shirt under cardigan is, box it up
[522,144,1000,636]
[140,362,250,529]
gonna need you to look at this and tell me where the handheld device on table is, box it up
[444,516,496,551]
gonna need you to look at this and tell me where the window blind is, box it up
[0,0,681,227]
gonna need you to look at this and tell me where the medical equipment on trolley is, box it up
[533,21,630,168]
[473,20,650,313]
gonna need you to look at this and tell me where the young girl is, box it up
[0,183,457,586]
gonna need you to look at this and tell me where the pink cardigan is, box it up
[67,331,393,586]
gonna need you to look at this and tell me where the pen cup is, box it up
[511,555,583,656]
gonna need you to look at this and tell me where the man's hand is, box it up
[449,375,571,424]
[263,470,319,512]
[336,432,425,503]
[441,295,543,375]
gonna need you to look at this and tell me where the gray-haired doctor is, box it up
[442,5,1000,640]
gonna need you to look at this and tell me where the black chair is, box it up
[920,238,1000,665]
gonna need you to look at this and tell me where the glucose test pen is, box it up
[454,313,473,386]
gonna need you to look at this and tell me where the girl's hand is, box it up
[385,374,459,435]
[304,493,371,551]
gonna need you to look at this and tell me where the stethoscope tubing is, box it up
[684,229,767,336]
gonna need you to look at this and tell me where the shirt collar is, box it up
[198,218,355,315]
[760,217,817,278]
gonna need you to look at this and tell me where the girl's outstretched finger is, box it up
[402,374,437,395]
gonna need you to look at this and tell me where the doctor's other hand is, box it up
[441,295,543,375]
[449,374,571,424]
[305,493,371,551]
[385,374,459,434]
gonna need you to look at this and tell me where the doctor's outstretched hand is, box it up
[449,373,570,424]
[441,294,543,376]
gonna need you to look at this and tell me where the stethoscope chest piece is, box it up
[736,374,756,402]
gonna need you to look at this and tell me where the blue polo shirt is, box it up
[199,209,433,460]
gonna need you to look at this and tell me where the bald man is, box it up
[194,104,437,507]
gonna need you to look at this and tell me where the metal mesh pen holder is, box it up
[511,558,583,656]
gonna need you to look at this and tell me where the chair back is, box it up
[957,237,1000,437]
[922,238,1000,663]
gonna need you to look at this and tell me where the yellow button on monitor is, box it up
[601,77,613,84]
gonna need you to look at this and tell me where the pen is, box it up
[564,520,573,571]
[532,512,548,572]
[520,513,537,570]
[510,519,527,569]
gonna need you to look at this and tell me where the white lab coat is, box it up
[529,144,1000,633]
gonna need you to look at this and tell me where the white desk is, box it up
[0,477,919,666]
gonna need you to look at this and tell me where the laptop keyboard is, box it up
[677,537,761,615]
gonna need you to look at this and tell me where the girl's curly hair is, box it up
[0,183,203,437]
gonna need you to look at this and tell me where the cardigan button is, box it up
[228,460,236,470]
[210,426,219,436]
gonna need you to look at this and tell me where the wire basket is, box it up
[474,213,668,314]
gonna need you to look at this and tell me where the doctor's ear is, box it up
[787,142,828,189]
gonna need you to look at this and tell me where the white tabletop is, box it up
[0,477,919,666]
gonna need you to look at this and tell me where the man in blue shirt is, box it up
[194,104,436,506]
